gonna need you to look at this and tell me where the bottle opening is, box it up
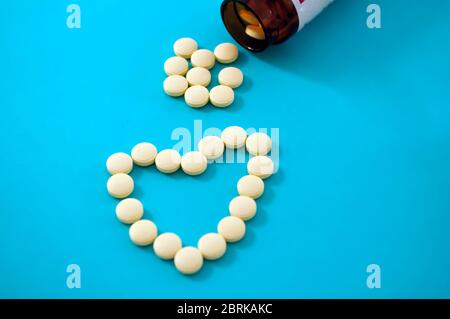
[221,1,269,52]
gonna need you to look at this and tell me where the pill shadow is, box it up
[186,201,270,281]
[234,51,249,68]
[237,76,252,94]
[186,230,258,281]
[192,94,245,114]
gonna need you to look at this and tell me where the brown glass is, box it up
[221,0,299,52]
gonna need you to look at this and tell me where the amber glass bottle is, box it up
[221,0,333,52]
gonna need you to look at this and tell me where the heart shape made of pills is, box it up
[106,126,275,275]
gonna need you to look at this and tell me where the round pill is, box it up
[107,173,134,199]
[106,152,133,175]
[163,75,188,97]
[214,43,239,64]
[198,136,224,160]
[155,149,181,173]
[153,232,182,260]
[229,196,257,221]
[221,126,247,149]
[237,175,264,199]
[181,151,208,176]
[131,142,157,166]
[164,56,189,76]
[129,219,158,246]
[184,85,209,108]
[186,67,211,87]
[218,67,244,89]
[174,247,204,275]
[217,216,246,243]
[197,233,227,260]
[115,198,144,224]
[173,37,198,58]
[245,24,265,40]
[245,132,272,156]
[191,49,215,70]
[239,9,260,25]
[209,85,234,108]
[247,156,274,179]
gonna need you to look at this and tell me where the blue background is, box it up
[1,0,449,298]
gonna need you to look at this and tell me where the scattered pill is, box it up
[186,67,211,87]
[247,156,274,179]
[237,175,264,199]
[107,173,134,199]
[173,37,198,58]
[115,198,144,224]
[131,142,158,166]
[198,233,227,260]
[245,132,272,156]
[164,56,189,76]
[210,85,235,107]
[174,247,204,275]
[198,136,225,160]
[245,24,265,40]
[184,85,210,108]
[129,219,158,246]
[229,196,257,221]
[218,67,244,89]
[155,149,181,173]
[218,216,246,243]
[191,49,215,69]
[106,152,133,175]
[221,126,247,149]
[239,9,260,25]
[181,151,208,175]
[153,232,182,260]
[214,43,239,64]
[163,75,188,97]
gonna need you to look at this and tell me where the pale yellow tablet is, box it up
[115,198,144,224]
[229,195,257,221]
[107,173,134,199]
[237,175,264,199]
[155,149,181,173]
[181,151,208,175]
[245,132,272,156]
[186,67,211,87]
[214,43,239,64]
[247,156,274,179]
[153,233,182,260]
[198,233,227,260]
[217,216,246,243]
[245,25,265,40]
[184,85,209,108]
[163,75,188,97]
[191,49,215,70]
[106,152,133,175]
[209,85,234,107]
[164,56,189,76]
[174,247,204,275]
[173,37,198,58]
[221,126,247,149]
[218,67,244,89]
[131,142,157,166]
[129,219,158,246]
[198,136,225,160]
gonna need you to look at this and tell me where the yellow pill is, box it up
[245,25,265,40]
[239,9,260,25]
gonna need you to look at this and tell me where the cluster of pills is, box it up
[238,7,266,40]
[163,38,244,108]
[105,126,275,275]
